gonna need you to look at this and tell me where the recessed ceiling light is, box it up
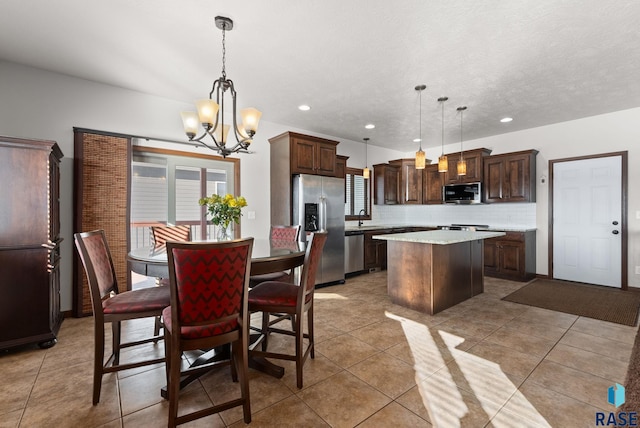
[500,117,513,123]
[298,105,311,111]
[365,124,375,129]
[413,138,422,143]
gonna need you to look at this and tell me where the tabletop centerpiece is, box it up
[199,193,247,240]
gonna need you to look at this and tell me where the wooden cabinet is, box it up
[335,155,348,179]
[484,150,538,203]
[0,136,63,350]
[269,132,341,226]
[286,133,338,176]
[364,230,391,270]
[423,164,445,204]
[373,163,400,205]
[484,231,536,281]
[445,148,492,184]
[390,158,424,204]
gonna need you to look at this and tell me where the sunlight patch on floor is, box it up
[386,311,551,427]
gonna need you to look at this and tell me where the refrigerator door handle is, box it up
[318,196,327,232]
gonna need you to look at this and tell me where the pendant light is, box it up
[362,137,370,179]
[414,84,427,169]
[437,96,449,173]
[457,106,467,176]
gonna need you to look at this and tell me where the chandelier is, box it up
[414,85,427,169]
[180,16,262,158]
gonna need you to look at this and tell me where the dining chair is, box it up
[248,232,327,389]
[164,238,254,426]
[150,225,192,337]
[151,225,192,252]
[248,224,301,288]
[74,230,170,405]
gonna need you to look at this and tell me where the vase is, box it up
[216,223,232,241]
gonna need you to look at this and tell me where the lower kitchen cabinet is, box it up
[484,231,536,281]
[364,230,389,270]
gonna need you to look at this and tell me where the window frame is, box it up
[345,167,371,221]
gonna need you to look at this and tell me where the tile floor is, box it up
[1,272,637,427]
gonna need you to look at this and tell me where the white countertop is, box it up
[373,230,507,245]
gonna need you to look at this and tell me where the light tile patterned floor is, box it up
[1,272,637,427]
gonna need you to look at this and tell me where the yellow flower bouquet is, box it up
[199,194,248,239]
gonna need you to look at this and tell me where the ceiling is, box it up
[2,0,640,151]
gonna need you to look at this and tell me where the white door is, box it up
[552,156,622,287]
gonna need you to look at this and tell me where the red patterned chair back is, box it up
[166,238,253,339]
[299,232,327,300]
[74,230,119,306]
[151,225,192,251]
[270,225,301,241]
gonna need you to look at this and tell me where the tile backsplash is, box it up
[364,203,536,229]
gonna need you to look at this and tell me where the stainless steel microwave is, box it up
[443,182,482,204]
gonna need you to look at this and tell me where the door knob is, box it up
[612,230,619,235]
[612,221,619,225]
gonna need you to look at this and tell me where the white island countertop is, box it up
[373,230,506,245]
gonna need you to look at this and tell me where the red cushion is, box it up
[102,286,170,314]
[248,281,299,309]
[163,306,238,339]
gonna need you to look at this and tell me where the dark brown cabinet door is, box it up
[483,231,536,281]
[391,159,423,204]
[291,137,316,174]
[499,240,526,277]
[316,142,337,176]
[483,150,537,203]
[374,164,400,205]
[445,148,491,184]
[290,136,337,176]
[423,164,445,204]
[483,239,499,275]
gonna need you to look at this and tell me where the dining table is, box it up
[127,237,306,397]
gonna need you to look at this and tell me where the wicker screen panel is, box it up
[73,131,130,316]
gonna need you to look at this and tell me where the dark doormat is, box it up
[502,279,640,326]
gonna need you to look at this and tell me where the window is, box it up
[345,167,371,221]
[130,145,238,249]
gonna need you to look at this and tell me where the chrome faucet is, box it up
[358,209,366,226]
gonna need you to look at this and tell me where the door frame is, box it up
[548,151,628,289]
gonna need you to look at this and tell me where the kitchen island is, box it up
[374,230,506,315]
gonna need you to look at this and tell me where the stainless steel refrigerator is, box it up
[292,174,345,286]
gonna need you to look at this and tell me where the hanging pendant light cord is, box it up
[221,22,227,79]
[441,101,445,156]
[418,90,423,151]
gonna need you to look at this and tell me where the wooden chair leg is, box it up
[112,321,121,365]
[234,340,251,424]
[308,305,315,359]
[261,312,270,351]
[167,336,181,428]
[93,323,105,405]
[295,310,304,389]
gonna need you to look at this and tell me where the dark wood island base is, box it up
[376,230,506,315]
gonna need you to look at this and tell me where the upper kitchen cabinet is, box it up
[335,155,348,180]
[389,158,427,204]
[373,163,399,205]
[423,163,445,204]
[445,148,492,184]
[270,132,338,177]
[269,131,341,225]
[483,149,538,203]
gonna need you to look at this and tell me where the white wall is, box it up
[2,60,639,314]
